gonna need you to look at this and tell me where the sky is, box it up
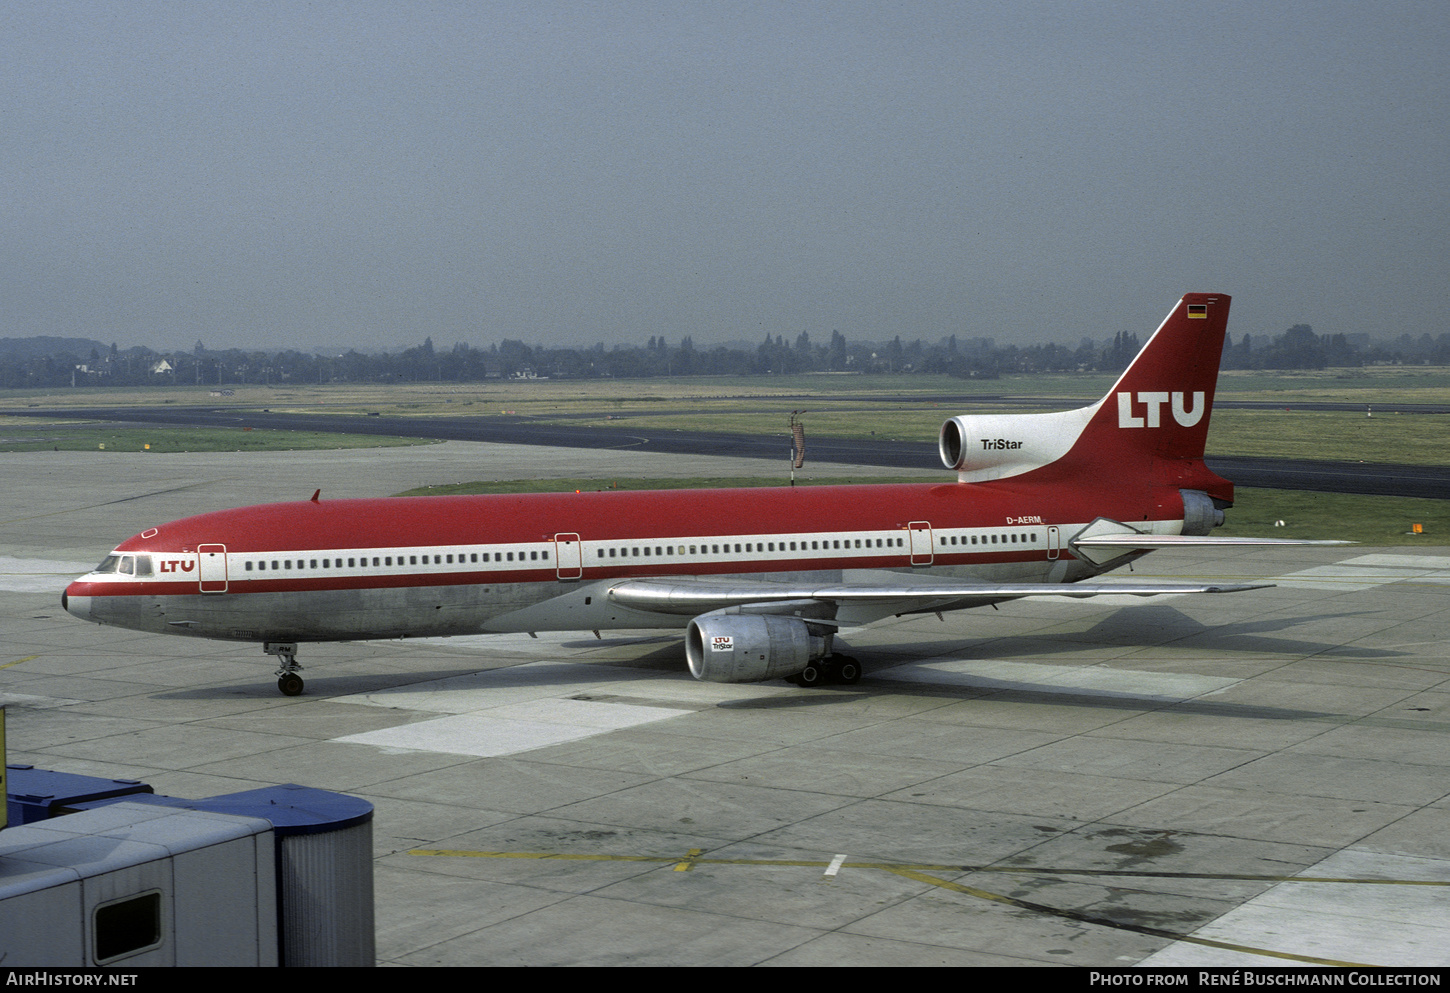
[2,1,1446,354]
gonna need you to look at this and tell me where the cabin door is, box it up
[907,522,934,566]
[198,544,228,593]
[554,533,583,580]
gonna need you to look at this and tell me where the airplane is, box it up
[62,293,1338,696]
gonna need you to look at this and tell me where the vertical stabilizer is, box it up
[939,294,1233,501]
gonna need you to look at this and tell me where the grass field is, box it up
[0,420,432,453]
[1,368,1445,465]
[5,365,1450,409]
[394,476,1446,546]
[0,378,1440,544]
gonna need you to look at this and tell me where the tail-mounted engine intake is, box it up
[685,613,829,683]
[939,407,1095,482]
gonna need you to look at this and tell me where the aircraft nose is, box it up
[62,582,89,621]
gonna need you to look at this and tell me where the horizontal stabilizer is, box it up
[1068,516,1351,566]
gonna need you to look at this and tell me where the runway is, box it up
[3,443,1449,966]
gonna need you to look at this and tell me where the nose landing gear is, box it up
[264,642,304,696]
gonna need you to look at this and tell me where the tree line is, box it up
[1,324,1447,389]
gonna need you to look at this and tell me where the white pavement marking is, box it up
[1138,850,1450,967]
[0,556,92,593]
[1272,553,1450,593]
[331,661,732,757]
[0,692,84,710]
[334,695,692,758]
[876,658,1240,701]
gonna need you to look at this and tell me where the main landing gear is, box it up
[787,654,862,688]
[264,642,304,696]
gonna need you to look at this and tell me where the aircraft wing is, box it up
[606,575,1269,618]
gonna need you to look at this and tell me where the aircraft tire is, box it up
[834,656,861,684]
[797,664,824,688]
[278,673,305,696]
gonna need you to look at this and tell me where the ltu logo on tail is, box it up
[1117,392,1205,428]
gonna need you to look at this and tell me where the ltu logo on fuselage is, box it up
[1117,391,1205,428]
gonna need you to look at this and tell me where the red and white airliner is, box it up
[63,293,1329,696]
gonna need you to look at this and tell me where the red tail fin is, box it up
[1098,292,1230,464]
[1077,292,1232,500]
[939,293,1232,501]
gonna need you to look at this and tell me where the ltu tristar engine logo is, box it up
[1117,391,1205,428]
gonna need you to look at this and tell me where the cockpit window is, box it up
[133,555,153,577]
[118,556,134,576]
[95,555,120,574]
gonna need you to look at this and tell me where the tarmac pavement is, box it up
[2,441,1448,967]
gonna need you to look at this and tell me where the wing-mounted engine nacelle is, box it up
[939,406,1095,481]
[685,613,829,683]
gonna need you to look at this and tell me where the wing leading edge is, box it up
[607,575,1270,617]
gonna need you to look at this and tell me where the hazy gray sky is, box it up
[3,1,1446,353]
